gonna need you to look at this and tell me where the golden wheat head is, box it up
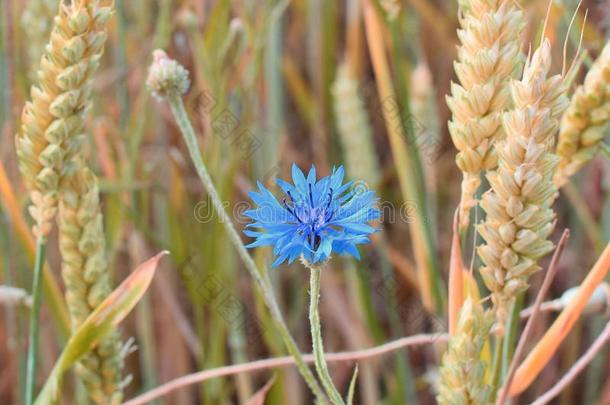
[15,0,112,238]
[477,40,568,334]
[447,0,525,229]
[555,41,610,186]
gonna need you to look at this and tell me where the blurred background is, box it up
[0,0,609,403]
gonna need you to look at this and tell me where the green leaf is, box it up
[346,365,358,405]
[35,251,168,405]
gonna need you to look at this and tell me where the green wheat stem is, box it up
[501,295,524,379]
[25,237,47,405]
[490,335,504,396]
[165,93,328,404]
[307,264,345,405]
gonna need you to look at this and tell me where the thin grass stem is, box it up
[490,335,504,393]
[24,237,46,405]
[501,295,524,379]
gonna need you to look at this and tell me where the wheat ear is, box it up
[332,62,381,188]
[437,298,493,405]
[447,0,524,229]
[59,165,124,404]
[15,0,112,238]
[478,40,569,334]
[554,41,610,187]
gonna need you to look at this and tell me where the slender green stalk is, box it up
[346,366,358,405]
[25,237,46,405]
[115,0,130,130]
[165,93,327,403]
[308,264,345,405]
[490,335,504,394]
[501,295,524,379]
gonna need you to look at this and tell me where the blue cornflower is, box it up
[244,164,380,267]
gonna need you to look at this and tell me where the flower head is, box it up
[244,164,380,267]
[146,49,190,100]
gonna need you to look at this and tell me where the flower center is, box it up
[282,184,335,249]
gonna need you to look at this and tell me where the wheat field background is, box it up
[0,0,609,404]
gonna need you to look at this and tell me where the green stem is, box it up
[501,295,524,379]
[165,94,327,403]
[25,237,47,405]
[491,294,523,400]
[490,335,504,396]
[308,264,345,405]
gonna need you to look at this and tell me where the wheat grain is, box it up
[554,41,610,187]
[447,0,524,229]
[478,40,569,333]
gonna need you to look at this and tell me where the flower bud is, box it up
[146,49,190,100]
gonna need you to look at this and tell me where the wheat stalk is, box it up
[478,40,569,334]
[437,298,493,405]
[554,41,610,187]
[15,0,112,238]
[447,0,524,229]
[59,165,124,404]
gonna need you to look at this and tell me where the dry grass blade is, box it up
[34,251,167,405]
[529,320,610,405]
[509,242,610,395]
[245,376,277,405]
